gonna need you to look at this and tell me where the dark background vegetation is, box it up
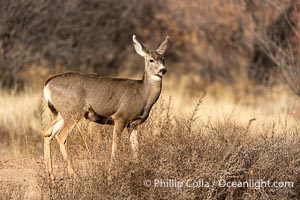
[0,0,300,93]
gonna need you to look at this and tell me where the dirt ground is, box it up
[0,158,109,199]
[0,158,43,199]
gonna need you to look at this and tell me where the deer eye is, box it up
[149,59,155,63]
[161,58,165,64]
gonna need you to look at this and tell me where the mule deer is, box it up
[42,35,169,180]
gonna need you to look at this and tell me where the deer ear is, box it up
[133,35,147,57]
[156,36,169,55]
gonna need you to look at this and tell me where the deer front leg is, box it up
[127,106,151,128]
[110,119,126,162]
[129,127,138,160]
[109,120,126,179]
[126,117,146,159]
[128,114,149,128]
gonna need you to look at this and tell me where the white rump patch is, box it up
[43,84,52,103]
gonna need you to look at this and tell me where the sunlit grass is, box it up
[0,84,300,199]
[0,89,41,159]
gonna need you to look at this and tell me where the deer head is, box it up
[133,35,169,81]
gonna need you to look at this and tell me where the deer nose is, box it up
[160,68,167,74]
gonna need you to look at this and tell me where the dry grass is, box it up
[0,85,300,199]
[36,97,300,199]
[0,89,41,159]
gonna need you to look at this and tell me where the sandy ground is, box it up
[0,158,108,199]
[0,158,44,199]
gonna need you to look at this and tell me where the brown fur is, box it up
[42,35,169,180]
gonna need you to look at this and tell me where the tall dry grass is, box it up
[0,89,41,159]
[0,84,300,199]
[34,97,300,199]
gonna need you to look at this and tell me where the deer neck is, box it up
[142,71,162,105]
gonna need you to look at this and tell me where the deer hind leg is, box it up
[43,114,64,180]
[44,113,62,137]
[55,120,76,178]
